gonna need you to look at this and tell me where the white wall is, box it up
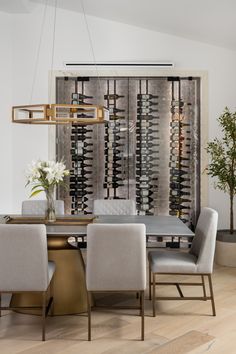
[0,12,12,213]
[2,5,236,228]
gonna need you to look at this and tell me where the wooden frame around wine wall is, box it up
[48,68,208,213]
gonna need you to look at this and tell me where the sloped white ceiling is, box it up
[1,0,236,50]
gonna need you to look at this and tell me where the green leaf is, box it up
[29,189,44,198]
[31,184,42,192]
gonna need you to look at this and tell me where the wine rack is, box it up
[136,81,159,215]
[70,79,94,214]
[169,78,193,225]
[104,80,125,199]
[56,76,200,228]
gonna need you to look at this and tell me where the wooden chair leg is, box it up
[141,291,145,341]
[149,265,152,300]
[42,292,46,341]
[152,273,156,317]
[208,274,216,316]
[49,279,54,316]
[87,291,91,341]
[201,275,207,300]
[139,291,142,315]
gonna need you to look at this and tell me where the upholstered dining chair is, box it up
[86,223,146,340]
[148,207,218,317]
[93,199,136,215]
[22,200,64,216]
[0,224,55,341]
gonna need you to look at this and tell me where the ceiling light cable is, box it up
[49,0,58,104]
[29,0,48,104]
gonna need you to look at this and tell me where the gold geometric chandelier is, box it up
[12,0,109,126]
[12,104,109,125]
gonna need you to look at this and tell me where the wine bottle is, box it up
[169,204,191,210]
[170,155,190,162]
[136,197,153,204]
[106,155,122,161]
[71,135,92,141]
[137,94,158,100]
[170,168,187,176]
[70,190,93,196]
[105,162,121,169]
[169,210,189,217]
[105,142,122,149]
[76,142,93,148]
[170,190,191,197]
[138,176,151,182]
[171,100,184,107]
[109,107,125,114]
[103,182,121,188]
[170,181,190,189]
[107,128,121,134]
[169,196,191,203]
[107,135,124,141]
[72,127,93,133]
[71,155,93,161]
[137,101,158,108]
[72,146,93,153]
[170,175,190,183]
[171,121,190,128]
[137,107,158,114]
[71,169,93,176]
[136,162,159,168]
[71,93,93,100]
[137,136,160,142]
[104,176,123,182]
[108,115,126,120]
[169,161,189,168]
[138,189,153,197]
[70,176,91,182]
[139,204,150,211]
[104,94,124,100]
[143,155,160,161]
[138,118,159,124]
[170,148,190,154]
[71,162,92,169]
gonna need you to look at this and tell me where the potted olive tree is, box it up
[206,107,236,266]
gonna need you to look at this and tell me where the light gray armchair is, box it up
[0,224,55,341]
[93,199,136,215]
[22,199,64,216]
[148,207,218,316]
[86,223,146,340]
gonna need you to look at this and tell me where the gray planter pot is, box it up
[215,230,236,267]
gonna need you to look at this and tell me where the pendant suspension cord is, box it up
[29,0,48,104]
[49,0,58,104]
[80,0,103,98]
[80,0,103,196]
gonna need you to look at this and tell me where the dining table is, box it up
[5,214,194,315]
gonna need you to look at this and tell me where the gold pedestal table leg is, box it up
[10,236,89,315]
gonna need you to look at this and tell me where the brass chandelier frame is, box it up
[12,0,109,126]
[12,104,109,125]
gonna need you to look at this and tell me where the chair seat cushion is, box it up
[48,261,56,284]
[148,250,197,274]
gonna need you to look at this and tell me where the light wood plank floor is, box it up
[1,263,236,354]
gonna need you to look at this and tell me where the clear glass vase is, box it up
[45,186,56,223]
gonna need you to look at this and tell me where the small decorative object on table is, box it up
[26,160,69,222]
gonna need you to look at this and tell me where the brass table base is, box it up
[11,248,89,315]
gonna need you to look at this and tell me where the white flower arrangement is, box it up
[26,160,69,198]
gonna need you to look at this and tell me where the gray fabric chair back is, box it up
[86,223,146,291]
[22,200,64,216]
[0,224,50,291]
[93,199,136,215]
[190,207,218,273]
